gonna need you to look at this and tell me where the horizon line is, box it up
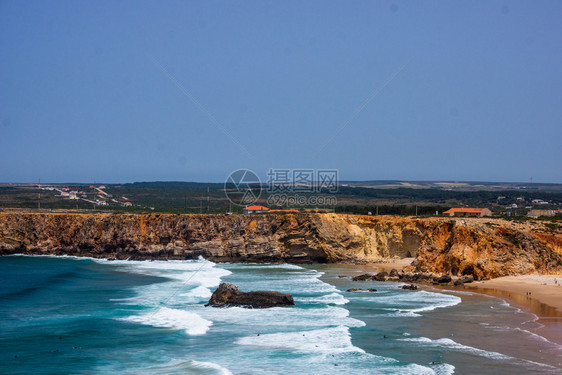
[1,179,561,186]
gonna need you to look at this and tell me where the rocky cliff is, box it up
[0,212,561,279]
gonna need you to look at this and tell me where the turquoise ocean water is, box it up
[1,255,561,374]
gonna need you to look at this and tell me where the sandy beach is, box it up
[466,274,562,315]
[357,260,562,316]
[356,261,562,345]
[351,260,562,317]
[459,274,562,346]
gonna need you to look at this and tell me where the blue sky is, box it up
[1,0,561,183]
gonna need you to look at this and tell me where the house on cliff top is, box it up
[243,205,270,214]
[443,208,492,217]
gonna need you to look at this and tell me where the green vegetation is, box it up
[504,233,522,247]
[1,182,561,217]
[334,205,449,216]
[544,222,560,231]
[336,186,562,207]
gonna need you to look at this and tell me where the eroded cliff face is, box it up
[0,212,560,279]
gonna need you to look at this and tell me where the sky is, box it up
[1,0,561,184]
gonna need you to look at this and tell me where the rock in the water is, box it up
[373,271,389,281]
[352,273,373,281]
[347,288,377,292]
[206,283,294,308]
[402,284,418,290]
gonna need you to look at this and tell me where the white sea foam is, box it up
[236,325,363,354]
[111,259,227,335]
[400,336,512,360]
[236,329,456,375]
[433,289,475,296]
[107,258,231,307]
[429,363,456,375]
[120,306,212,335]
[203,305,365,329]
[104,258,232,285]
[239,263,306,270]
[514,328,562,349]
[402,337,558,371]
[15,254,87,260]
[371,290,462,317]
[253,275,339,295]
[113,281,215,307]
[184,360,233,375]
[180,285,212,299]
[295,292,349,305]
[101,359,233,375]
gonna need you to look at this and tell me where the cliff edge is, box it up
[0,212,560,280]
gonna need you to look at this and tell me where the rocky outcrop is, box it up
[352,271,473,287]
[414,220,562,280]
[402,284,418,290]
[206,283,294,308]
[0,212,561,280]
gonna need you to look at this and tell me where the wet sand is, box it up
[341,262,562,345]
[321,263,562,371]
[460,275,562,346]
[467,275,562,314]
[349,262,562,317]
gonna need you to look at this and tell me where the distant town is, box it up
[38,184,134,208]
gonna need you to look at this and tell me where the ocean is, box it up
[1,255,561,374]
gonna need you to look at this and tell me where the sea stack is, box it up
[206,283,295,308]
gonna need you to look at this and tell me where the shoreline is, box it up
[457,275,562,347]
[350,260,562,346]
[350,259,562,317]
[466,275,562,315]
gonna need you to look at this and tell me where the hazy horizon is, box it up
[1,178,560,186]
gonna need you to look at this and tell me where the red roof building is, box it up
[443,208,492,217]
[243,205,270,214]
